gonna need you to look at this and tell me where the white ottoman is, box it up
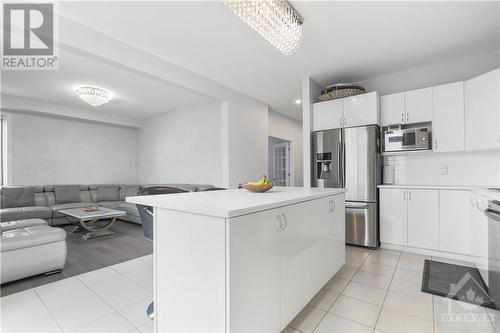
[0,218,48,232]
[1,222,67,284]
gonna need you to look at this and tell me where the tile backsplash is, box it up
[384,151,500,186]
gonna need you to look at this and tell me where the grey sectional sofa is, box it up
[0,184,214,226]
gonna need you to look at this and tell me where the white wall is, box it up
[4,111,137,185]
[358,50,500,95]
[384,152,500,186]
[302,76,323,187]
[268,110,303,186]
[222,98,268,188]
[137,101,224,187]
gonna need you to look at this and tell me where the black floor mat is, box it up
[422,259,496,309]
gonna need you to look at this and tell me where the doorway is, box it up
[268,136,291,186]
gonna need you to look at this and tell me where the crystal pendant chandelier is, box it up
[224,0,303,55]
[73,86,113,106]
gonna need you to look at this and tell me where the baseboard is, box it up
[380,242,475,263]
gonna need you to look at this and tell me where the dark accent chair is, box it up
[201,187,227,191]
[135,186,188,320]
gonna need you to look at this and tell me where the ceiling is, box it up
[56,1,500,119]
[1,48,214,120]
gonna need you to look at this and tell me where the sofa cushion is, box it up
[98,201,123,209]
[54,185,81,204]
[51,202,94,218]
[0,206,52,222]
[1,218,48,232]
[119,185,140,200]
[1,187,35,208]
[115,202,140,217]
[1,225,66,252]
[97,186,119,201]
[194,184,216,192]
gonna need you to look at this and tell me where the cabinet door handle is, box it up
[276,215,283,232]
[403,192,406,200]
[281,213,288,231]
[435,140,438,150]
[406,113,409,122]
[409,191,412,200]
[329,200,336,213]
[344,116,347,127]
[401,113,404,122]
[339,117,342,126]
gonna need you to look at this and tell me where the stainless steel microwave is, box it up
[383,125,432,152]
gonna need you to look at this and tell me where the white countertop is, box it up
[377,184,473,190]
[378,184,500,200]
[470,187,500,201]
[126,187,345,218]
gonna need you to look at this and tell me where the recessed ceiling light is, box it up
[295,99,302,104]
[73,85,113,106]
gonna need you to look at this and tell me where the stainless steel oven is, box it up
[486,199,500,306]
[383,125,432,152]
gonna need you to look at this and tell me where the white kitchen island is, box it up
[127,187,345,332]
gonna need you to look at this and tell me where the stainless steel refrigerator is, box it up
[312,125,381,248]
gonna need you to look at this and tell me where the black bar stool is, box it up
[135,186,188,320]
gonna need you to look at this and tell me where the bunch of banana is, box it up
[244,175,272,187]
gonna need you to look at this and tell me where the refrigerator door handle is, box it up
[346,203,370,209]
[338,141,343,187]
[342,140,346,188]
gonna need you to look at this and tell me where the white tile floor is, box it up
[1,247,499,333]
[287,247,499,333]
[1,255,153,333]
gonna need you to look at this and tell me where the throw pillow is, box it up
[97,186,119,202]
[0,187,35,208]
[119,185,140,200]
[54,185,81,204]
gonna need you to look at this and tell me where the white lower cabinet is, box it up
[229,194,345,332]
[280,195,345,327]
[380,188,407,245]
[229,208,281,332]
[381,188,471,255]
[407,189,439,250]
[439,190,470,254]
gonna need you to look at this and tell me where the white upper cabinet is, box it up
[313,99,343,131]
[312,92,379,131]
[407,189,439,250]
[381,88,433,126]
[439,190,469,254]
[342,92,379,127]
[432,82,465,152]
[465,68,500,151]
[405,87,433,124]
[380,92,405,126]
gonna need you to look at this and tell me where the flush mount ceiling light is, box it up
[73,86,113,106]
[224,0,303,55]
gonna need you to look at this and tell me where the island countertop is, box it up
[126,186,345,218]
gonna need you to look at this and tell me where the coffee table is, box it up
[57,207,126,240]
